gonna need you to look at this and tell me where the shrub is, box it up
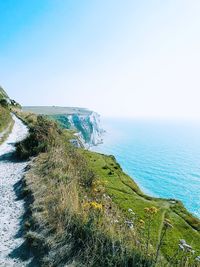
[15,115,61,159]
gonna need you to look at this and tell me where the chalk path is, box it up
[0,115,31,266]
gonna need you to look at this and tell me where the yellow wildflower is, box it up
[144,206,159,215]
[90,201,103,210]
[149,206,159,214]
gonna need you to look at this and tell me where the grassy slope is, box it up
[14,109,200,267]
[0,106,11,132]
[0,87,13,144]
[81,150,200,260]
[0,86,9,100]
[0,88,13,143]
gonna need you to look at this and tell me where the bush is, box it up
[0,98,8,107]
[15,116,61,159]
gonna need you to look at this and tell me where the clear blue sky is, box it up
[1,0,200,118]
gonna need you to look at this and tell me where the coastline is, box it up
[12,109,200,265]
[92,118,200,219]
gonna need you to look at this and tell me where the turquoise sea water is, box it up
[92,118,200,218]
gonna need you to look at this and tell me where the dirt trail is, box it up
[0,115,31,266]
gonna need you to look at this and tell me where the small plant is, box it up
[90,201,103,211]
[0,98,8,107]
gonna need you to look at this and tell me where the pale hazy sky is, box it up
[0,0,200,118]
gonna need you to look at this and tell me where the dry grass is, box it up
[14,110,200,267]
[15,113,151,266]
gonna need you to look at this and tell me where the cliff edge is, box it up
[23,106,104,147]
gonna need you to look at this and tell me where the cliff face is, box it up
[22,106,104,147]
[67,112,104,147]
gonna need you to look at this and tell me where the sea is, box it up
[92,118,200,218]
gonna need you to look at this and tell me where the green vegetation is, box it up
[49,114,71,129]
[72,114,93,143]
[16,112,151,266]
[82,150,200,264]
[14,109,200,267]
[0,86,9,101]
[0,87,14,144]
[0,106,11,133]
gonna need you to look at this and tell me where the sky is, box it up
[0,0,200,119]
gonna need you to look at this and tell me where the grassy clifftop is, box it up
[13,109,200,267]
[23,106,92,115]
[82,151,200,260]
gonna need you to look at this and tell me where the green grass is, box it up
[48,114,71,129]
[14,109,200,266]
[0,87,14,142]
[81,150,200,261]
[0,106,10,131]
[0,86,9,100]
[0,119,14,145]
[0,106,13,144]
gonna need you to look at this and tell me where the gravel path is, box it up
[0,115,31,266]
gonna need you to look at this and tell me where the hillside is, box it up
[0,87,14,144]
[13,108,200,267]
[0,86,9,100]
[1,88,199,266]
